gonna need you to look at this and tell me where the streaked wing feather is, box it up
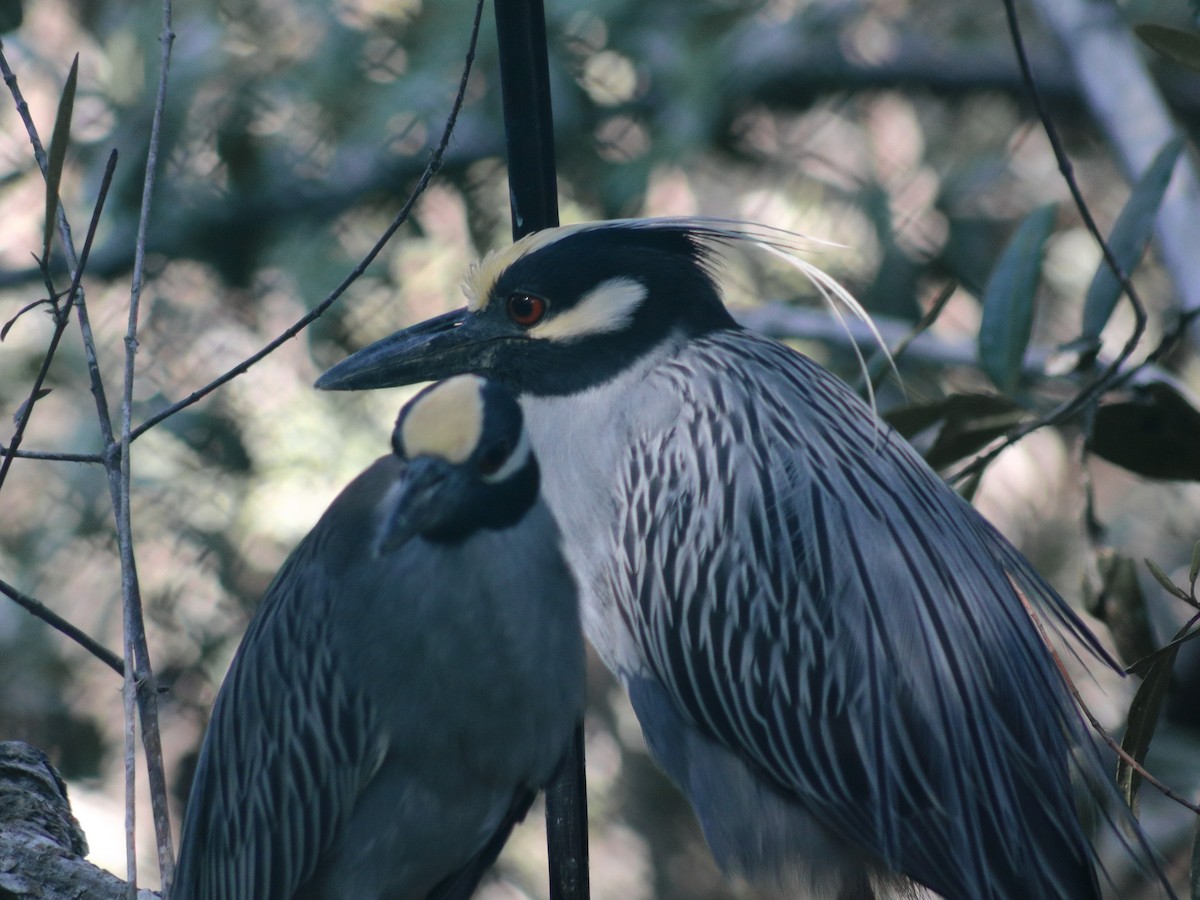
[614,330,1102,898]
[174,539,382,900]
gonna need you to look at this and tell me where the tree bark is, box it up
[0,741,158,900]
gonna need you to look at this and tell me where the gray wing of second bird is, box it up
[173,529,388,900]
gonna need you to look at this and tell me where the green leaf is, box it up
[1136,23,1200,74]
[1145,557,1191,603]
[42,54,78,266]
[1091,381,1200,481]
[0,0,22,33]
[1,295,53,341]
[1087,551,1158,670]
[1082,136,1185,344]
[978,205,1055,393]
[1117,621,1189,816]
[1129,624,1200,677]
[883,393,1025,469]
[1191,540,1200,594]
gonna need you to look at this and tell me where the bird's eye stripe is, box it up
[526,277,646,342]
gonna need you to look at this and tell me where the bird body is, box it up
[525,327,1098,898]
[173,375,584,900]
[318,220,1166,899]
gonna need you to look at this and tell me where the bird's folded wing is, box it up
[613,352,1100,896]
[174,549,385,900]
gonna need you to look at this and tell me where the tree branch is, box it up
[118,3,178,890]
[0,578,125,676]
[0,741,158,900]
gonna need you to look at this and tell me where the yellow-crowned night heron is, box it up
[172,374,584,900]
[318,219,1166,899]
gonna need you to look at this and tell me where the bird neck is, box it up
[420,460,541,545]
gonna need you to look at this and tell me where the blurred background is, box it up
[1,0,1199,896]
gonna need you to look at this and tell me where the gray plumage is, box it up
[317,219,1169,899]
[173,375,584,900]
[539,330,1099,897]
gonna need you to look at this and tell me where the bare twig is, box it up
[126,0,487,442]
[1002,0,1147,369]
[0,45,81,282]
[7,47,144,891]
[856,279,957,395]
[117,4,177,892]
[0,578,124,675]
[0,446,104,463]
[0,152,117,496]
[122,630,137,900]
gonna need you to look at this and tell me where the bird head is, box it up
[316,219,764,397]
[373,374,538,552]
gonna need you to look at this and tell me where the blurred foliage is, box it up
[0,0,1199,896]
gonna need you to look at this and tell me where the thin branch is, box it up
[0,42,51,183]
[128,0,487,442]
[0,44,79,274]
[122,625,137,900]
[855,279,957,396]
[0,151,117,496]
[884,281,956,370]
[1126,614,1200,677]
[1002,0,1147,372]
[0,446,105,463]
[4,45,142,889]
[119,4,177,891]
[0,578,124,675]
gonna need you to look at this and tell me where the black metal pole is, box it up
[492,3,588,899]
[493,0,559,238]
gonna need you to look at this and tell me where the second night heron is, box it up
[172,375,584,900]
[318,219,1163,899]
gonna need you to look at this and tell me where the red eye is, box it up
[506,293,547,327]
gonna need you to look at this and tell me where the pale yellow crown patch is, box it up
[400,374,485,464]
[462,224,594,311]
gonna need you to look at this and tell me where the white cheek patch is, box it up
[527,276,647,342]
[400,375,485,463]
[481,426,532,484]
